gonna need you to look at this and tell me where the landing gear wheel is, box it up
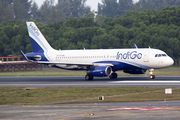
[150,75,155,79]
[109,73,118,79]
[85,75,94,80]
[149,69,155,79]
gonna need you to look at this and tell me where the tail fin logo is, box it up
[29,23,40,36]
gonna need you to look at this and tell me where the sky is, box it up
[36,0,139,11]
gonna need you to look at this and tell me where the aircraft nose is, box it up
[168,57,174,66]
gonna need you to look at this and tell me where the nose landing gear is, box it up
[149,69,155,79]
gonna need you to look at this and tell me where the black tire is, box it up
[109,74,114,79]
[150,75,155,79]
[89,76,94,80]
[109,73,118,79]
[113,73,117,79]
[85,75,93,80]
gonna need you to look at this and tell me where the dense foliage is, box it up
[98,0,180,18]
[0,5,180,60]
[0,0,91,24]
[1,0,180,24]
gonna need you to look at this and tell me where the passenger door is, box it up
[143,51,149,62]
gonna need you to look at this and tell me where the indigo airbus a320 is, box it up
[20,22,174,80]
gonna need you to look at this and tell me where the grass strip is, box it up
[0,87,180,105]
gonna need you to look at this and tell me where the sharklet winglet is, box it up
[134,43,138,49]
[19,49,28,61]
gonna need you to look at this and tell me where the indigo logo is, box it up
[116,51,142,60]
[30,23,40,36]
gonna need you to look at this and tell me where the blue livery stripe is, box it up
[119,59,151,69]
[29,37,44,52]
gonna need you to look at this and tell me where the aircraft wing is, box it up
[37,61,114,67]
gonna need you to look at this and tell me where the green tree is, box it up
[0,1,14,23]
[58,0,91,19]
[13,0,32,20]
[40,0,65,23]
[30,2,40,20]
[57,0,71,19]
[98,0,119,18]
[118,0,133,16]
[69,0,91,18]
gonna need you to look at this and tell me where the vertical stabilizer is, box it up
[26,22,54,52]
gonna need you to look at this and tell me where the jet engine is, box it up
[87,66,112,77]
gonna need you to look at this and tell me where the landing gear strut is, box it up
[109,72,118,79]
[149,69,155,79]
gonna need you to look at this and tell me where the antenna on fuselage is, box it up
[134,43,138,49]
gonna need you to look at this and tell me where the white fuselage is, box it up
[46,48,174,70]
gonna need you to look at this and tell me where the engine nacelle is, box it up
[123,69,147,74]
[87,66,112,77]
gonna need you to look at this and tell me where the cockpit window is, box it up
[155,54,167,57]
[162,54,167,56]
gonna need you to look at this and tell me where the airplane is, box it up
[20,22,174,80]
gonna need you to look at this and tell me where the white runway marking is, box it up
[109,81,180,83]
[105,107,176,111]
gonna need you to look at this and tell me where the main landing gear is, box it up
[109,72,118,79]
[149,69,155,79]
[85,75,94,80]
[85,72,118,80]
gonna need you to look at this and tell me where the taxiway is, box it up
[1,100,180,120]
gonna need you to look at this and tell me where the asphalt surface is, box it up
[0,76,180,87]
[1,76,180,119]
[1,100,180,120]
